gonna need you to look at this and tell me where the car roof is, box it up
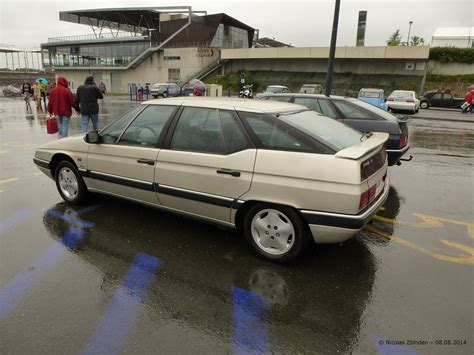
[359,88,382,92]
[267,85,288,88]
[143,97,307,114]
[260,93,347,100]
[301,84,321,87]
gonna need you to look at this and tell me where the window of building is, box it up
[168,68,181,81]
[164,56,181,60]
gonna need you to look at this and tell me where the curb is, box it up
[407,116,474,124]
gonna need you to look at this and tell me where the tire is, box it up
[55,161,88,204]
[152,95,158,99]
[420,101,429,109]
[242,203,310,262]
[162,92,168,98]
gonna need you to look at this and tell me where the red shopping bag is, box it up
[46,116,58,134]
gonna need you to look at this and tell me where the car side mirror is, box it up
[85,130,100,144]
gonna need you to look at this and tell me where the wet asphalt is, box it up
[0,96,473,354]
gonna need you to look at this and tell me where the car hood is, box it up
[38,134,88,153]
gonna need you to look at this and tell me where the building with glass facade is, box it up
[41,8,255,93]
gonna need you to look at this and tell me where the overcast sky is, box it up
[1,0,472,51]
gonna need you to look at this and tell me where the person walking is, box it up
[76,75,103,133]
[98,80,107,103]
[47,77,79,138]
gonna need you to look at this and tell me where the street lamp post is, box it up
[407,21,413,46]
[325,0,341,97]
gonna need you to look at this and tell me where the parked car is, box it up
[256,85,290,98]
[34,98,389,262]
[358,88,388,111]
[419,89,464,109]
[150,82,180,98]
[2,85,22,97]
[386,90,420,114]
[300,84,323,94]
[259,93,410,166]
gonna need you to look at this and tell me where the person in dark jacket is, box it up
[47,77,79,138]
[76,75,103,133]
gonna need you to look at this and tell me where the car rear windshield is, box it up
[348,99,399,122]
[266,87,285,93]
[390,91,413,98]
[359,90,380,98]
[278,110,364,151]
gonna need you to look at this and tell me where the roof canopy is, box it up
[59,7,197,33]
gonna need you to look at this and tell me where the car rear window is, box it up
[359,90,380,98]
[390,91,414,98]
[278,110,364,151]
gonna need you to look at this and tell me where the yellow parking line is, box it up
[365,225,474,266]
[0,178,19,184]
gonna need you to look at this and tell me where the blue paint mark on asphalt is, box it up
[0,209,33,234]
[83,252,161,355]
[371,336,418,355]
[231,286,269,354]
[0,227,86,320]
[46,209,95,228]
[0,206,98,320]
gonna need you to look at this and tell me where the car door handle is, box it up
[216,168,241,177]
[137,159,155,166]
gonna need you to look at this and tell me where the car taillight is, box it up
[387,97,394,101]
[359,190,369,210]
[399,135,407,148]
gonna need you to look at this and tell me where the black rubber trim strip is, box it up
[155,184,236,208]
[78,169,89,177]
[300,212,370,230]
[89,171,154,191]
[33,157,50,169]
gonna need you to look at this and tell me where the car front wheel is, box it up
[55,161,88,204]
[243,203,310,262]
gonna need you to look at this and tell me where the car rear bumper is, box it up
[388,102,416,111]
[300,177,390,243]
[386,143,410,165]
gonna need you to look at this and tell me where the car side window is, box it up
[293,97,322,112]
[317,99,338,119]
[332,100,378,120]
[432,93,442,100]
[219,110,249,153]
[117,105,176,147]
[100,105,144,144]
[240,112,313,152]
[170,107,226,154]
[267,96,292,103]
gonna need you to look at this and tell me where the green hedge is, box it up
[429,47,474,63]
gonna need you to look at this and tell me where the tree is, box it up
[410,36,425,46]
[387,30,402,46]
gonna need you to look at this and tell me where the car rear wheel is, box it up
[162,92,168,98]
[420,101,429,109]
[243,203,310,262]
[55,161,88,204]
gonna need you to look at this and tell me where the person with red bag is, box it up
[47,77,79,138]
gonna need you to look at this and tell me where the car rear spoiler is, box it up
[335,132,389,160]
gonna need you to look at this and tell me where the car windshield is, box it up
[359,90,380,98]
[348,99,399,122]
[278,110,364,151]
